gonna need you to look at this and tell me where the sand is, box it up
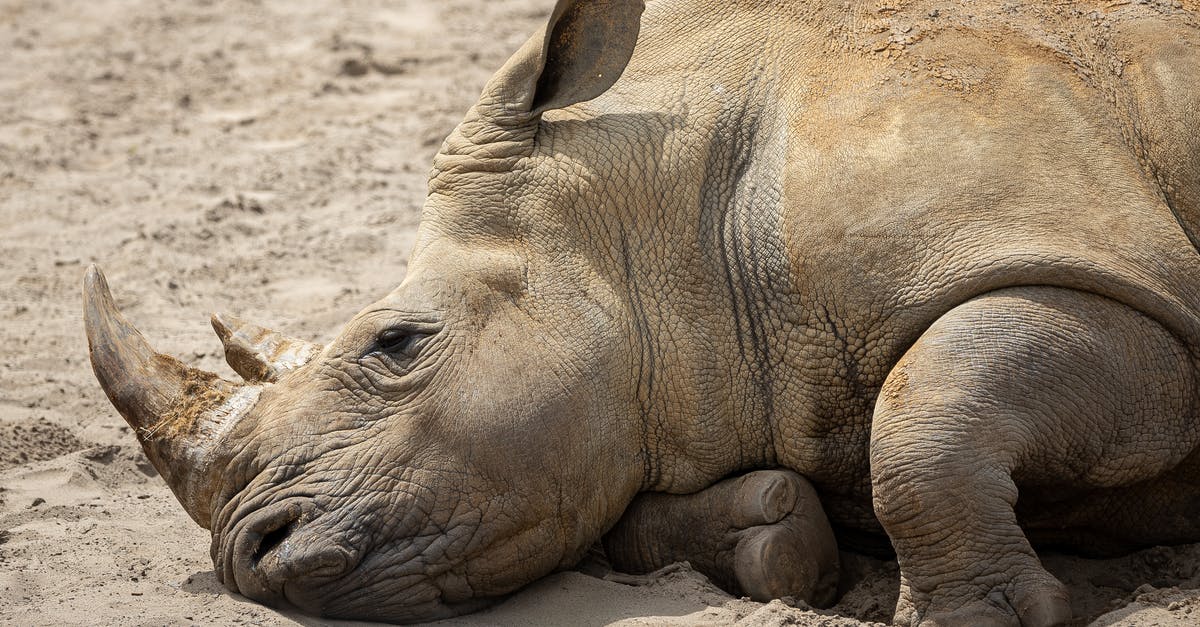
[2,0,1199,625]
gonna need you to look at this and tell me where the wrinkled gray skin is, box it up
[84,0,1200,625]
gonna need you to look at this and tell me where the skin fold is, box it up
[83,0,1200,625]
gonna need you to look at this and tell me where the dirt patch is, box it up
[0,419,89,471]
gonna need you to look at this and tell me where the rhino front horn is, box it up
[83,264,260,529]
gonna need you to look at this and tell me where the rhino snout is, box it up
[223,498,357,614]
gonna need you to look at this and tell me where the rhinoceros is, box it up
[83,0,1200,624]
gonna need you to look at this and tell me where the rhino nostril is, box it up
[253,519,295,564]
[227,499,360,610]
[228,500,306,596]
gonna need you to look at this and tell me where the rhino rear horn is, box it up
[84,265,258,529]
[210,312,321,383]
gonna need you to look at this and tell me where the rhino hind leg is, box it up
[871,286,1200,627]
[602,469,840,606]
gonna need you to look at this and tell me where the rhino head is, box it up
[84,0,657,621]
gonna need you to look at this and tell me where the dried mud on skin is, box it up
[0,0,1198,625]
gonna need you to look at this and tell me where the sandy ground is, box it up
[3,0,1200,625]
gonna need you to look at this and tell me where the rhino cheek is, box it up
[336,473,567,616]
[317,572,489,623]
[316,519,561,621]
[458,516,567,598]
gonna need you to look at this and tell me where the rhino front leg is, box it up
[603,469,840,606]
[871,286,1199,627]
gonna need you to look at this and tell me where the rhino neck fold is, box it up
[580,120,790,494]
[429,109,538,198]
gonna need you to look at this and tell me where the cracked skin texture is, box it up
[84,0,1200,625]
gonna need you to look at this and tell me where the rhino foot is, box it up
[892,565,1070,627]
[603,469,839,606]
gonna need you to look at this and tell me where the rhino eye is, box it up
[376,328,416,353]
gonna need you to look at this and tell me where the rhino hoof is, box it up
[604,469,840,607]
[899,569,1071,627]
[731,471,839,606]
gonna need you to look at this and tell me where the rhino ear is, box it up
[210,312,321,383]
[529,0,644,115]
[483,0,644,121]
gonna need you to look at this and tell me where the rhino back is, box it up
[487,0,1200,528]
[777,3,1200,522]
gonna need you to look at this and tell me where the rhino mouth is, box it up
[215,497,356,608]
[211,488,496,622]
